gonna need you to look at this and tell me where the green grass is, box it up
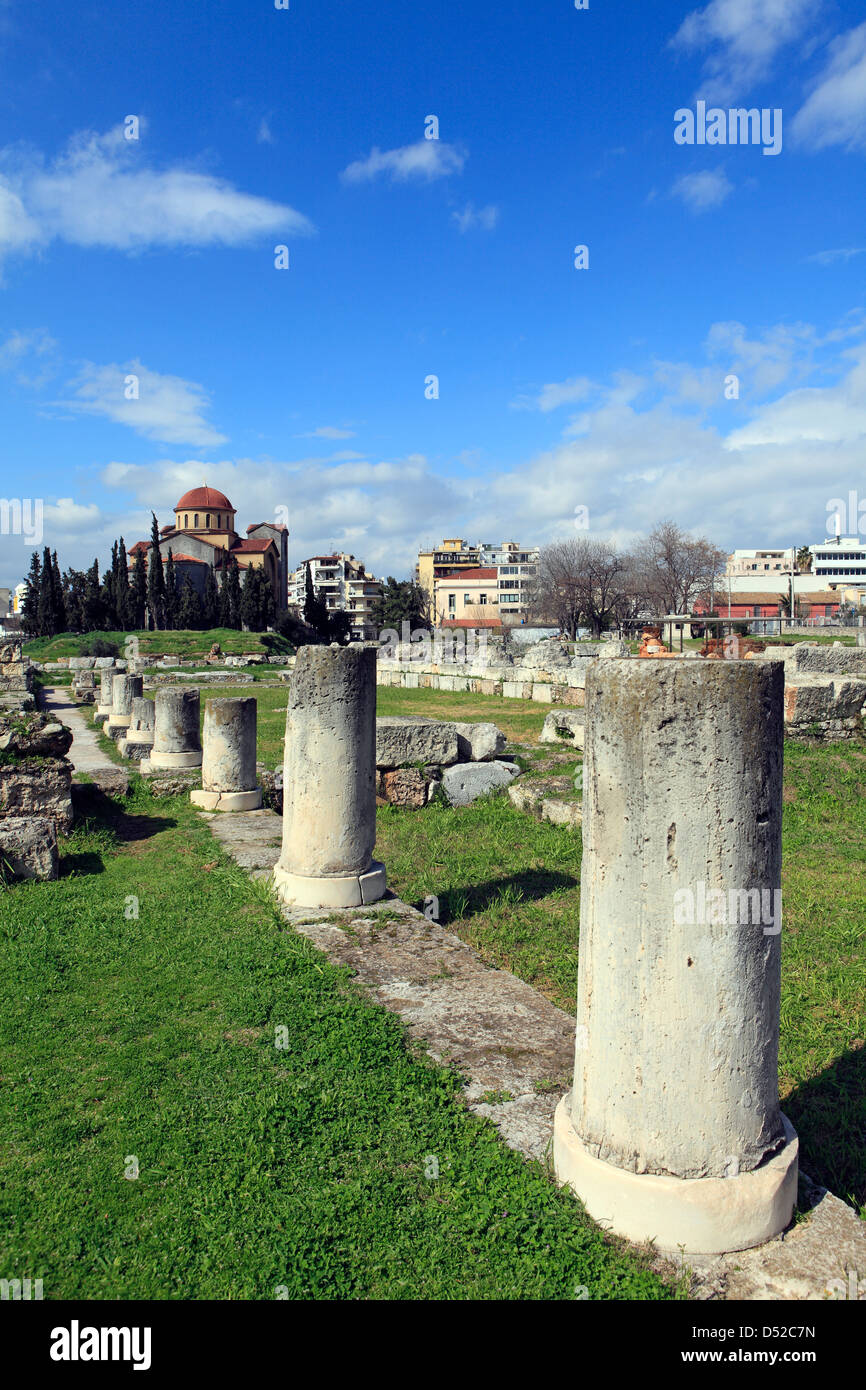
[24,628,293,661]
[0,783,671,1300]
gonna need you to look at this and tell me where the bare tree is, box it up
[632,521,726,618]
[530,538,627,638]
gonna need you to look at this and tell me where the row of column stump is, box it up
[99,647,798,1258]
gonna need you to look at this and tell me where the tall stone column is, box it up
[142,688,202,771]
[106,674,143,740]
[554,659,797,1255]
[273,645,386,908]
[94,669,114,725]
[191,697,262,812]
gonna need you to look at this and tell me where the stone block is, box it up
[0,815,58,880]
[380,768,428,808]
[376,716,459,768]
[441,760,520,806]
[0,757,74,832]
[539,709,585,747]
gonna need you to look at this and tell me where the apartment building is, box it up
[809,536,866,584]
[418,537,539,624]
[433,567,501,626]
[288,553,383,641]
[726,547,795,576]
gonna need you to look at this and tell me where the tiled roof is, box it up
[435,567,497,582]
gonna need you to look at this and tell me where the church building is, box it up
[129,486,289,610]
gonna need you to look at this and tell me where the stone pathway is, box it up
[205,804,866,1301]
[40,687,129,794]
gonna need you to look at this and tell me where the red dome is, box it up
[176,486,234,512]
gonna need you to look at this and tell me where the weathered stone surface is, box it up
[0,713,72,758]
[199,697,258,792]
[539,709,585,747]
[784,676,866,739]
[0,815,58,880]
[257,763,283,814]
[143,769,202,797]
[376,716,459,769]
[446,721,506,761]
[793,644,866,675]
[521,640,573,669]
[71,766,131,800]
[441,760,520,806]
[149,687,202,768]
[0,757,74,832]
[379,767,428,808]
[68,656,97,671]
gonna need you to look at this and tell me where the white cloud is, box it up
[451,203,499,233]
[57,359,227,447]
[808,246,866,265]
[725,345,866,447]
[257,118,274,145]
[0,124,313,264]
[340,139,466,184]
[671,0,814,102]
[791,23,866,152]
[512,376,595,413]
[299,425,357,439]
[671,168,734,211]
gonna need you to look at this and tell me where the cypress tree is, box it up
[83,560,104,632]
[51,551,67,632]
[202,566,219,629]
[37,546,57,636]
[164,550,179,629]
[147,513,165,629]
[240,565,259,631]
[224,555,242,629]
[178,576,203,629]
[21,550,41,636]
[131,549,147,629]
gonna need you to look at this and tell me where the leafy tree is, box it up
[796,546,813,574]
[21,550,41,636]
[62,567,87,632]
[370,577,427,633]
[326,609,352,644]
[178,576,203,629]
[146,513,165,629]
[163,550,179,629]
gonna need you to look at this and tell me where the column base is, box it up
[118,736,153,760]
[273,859,387,909]
[145,750,202,769]
[190,788,263,812]
[553,1094,798,1255]
[94,708,111,724]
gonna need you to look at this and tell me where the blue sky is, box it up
[1,0,865,588]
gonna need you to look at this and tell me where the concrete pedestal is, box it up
[554,659,796,1254]
[273,645,386,909]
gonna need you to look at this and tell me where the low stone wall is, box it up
[793,644,866,676]
[376,661,589,706]
[783,677,866,740]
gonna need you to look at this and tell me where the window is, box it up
[206,514,210,527]
[194,514,199,527]
[184,514,188,527]
[463,594,471,605]
[448,594,456,611]
[479,594,487,605]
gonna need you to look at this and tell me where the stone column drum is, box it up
[141,688,202,771]
[118,697,155,760]
[106,674,143,740]
[553,659,798,1255]
[273,646,386,908]
[94,668,114,724]
[191,697,262,812]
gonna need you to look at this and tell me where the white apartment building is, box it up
[288,553,383,641]
[726,548,795,576]
[809,536,866,584]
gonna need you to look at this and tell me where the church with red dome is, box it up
[129,485,288,611]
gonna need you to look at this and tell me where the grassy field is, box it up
[79,683,866,1213]
[24,628,293,661]
[0,781,672,1301]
